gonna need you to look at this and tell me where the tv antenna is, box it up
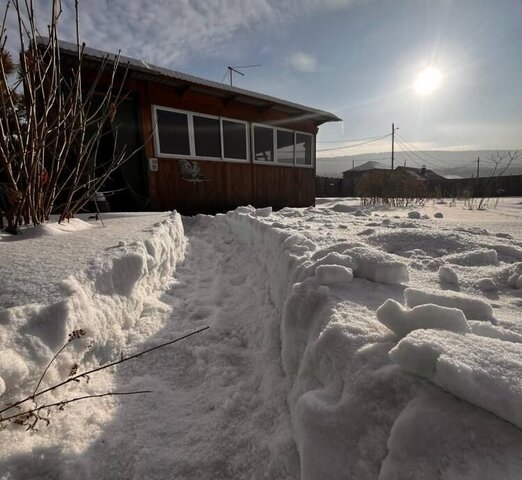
[222,64,261,86]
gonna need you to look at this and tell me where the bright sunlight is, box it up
[413,66,442,95]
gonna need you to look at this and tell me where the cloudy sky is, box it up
[6,0,522,156]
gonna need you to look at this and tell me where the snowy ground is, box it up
[1,198,522,479]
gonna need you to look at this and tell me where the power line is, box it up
[317,134,391,152]
[317,133,389,144]
[395,141,424,168]
[395,134,453,166]
[395,139,432,168]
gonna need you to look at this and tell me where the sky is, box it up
[4,0,522,159]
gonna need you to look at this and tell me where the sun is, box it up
[413,66,442,95]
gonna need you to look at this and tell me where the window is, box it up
[253,125,274,162]
[193,115,221,158]
[154,106,249,162]
[222,120,248,160]
[253,124,314,168]
[295,133,313,166]
[156,109,190,156]
[276,130,294,164]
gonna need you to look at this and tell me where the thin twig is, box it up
[0,390,152,424]
[0,326,210,416]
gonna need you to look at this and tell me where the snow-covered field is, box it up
[1,198,522,479]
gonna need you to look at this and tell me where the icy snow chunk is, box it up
[438,266,458,285]
[445,248,498,266]
[407,211,421,219]
[0,376,5,396]
[516,276,522,289]
[344,246,409,285]
[377,299,470,338]
[469,321,522,343]
[315,264,353,285]
[389,329,522,429]
[477,278,496,291]
[434,212,443,218]
[404,287,494,322]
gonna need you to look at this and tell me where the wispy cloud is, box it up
[288,52,317,72]
[2,0,359,67]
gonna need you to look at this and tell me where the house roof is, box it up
[41,38,341,126]
[395,166,444,181]
[342,161,388,174]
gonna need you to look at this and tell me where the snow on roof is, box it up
[343,161,388,173]
[38,37,341,125]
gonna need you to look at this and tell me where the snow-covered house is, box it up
[53,40,340,214]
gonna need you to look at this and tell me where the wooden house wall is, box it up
[137,80,317,213]
[79,70,319,213]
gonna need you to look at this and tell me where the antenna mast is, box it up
[224,64,261,86]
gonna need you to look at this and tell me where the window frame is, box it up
[152,105,315,169]
[252,122,315,169]
[152,105,250,164]
[294,131,314,168]
[220,117,250,163]
[152,105,192,159]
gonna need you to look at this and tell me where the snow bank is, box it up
[0,213,186,399]
[404,287,495,322]
[389,329,522,429]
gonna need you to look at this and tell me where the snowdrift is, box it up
[0,213,186,402]
[226,205,522,480]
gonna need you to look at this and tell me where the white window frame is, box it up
[251,123,276,165]
[252,122,315,169]
[294,131,315,168]
[152,105,192,159]
[191,111,223,161]
[221,117,250,163]
[152,105,249,164]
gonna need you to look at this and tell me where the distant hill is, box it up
[316,150,522,179]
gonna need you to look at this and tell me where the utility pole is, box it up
[476,156,480,179]
[391,123,399,170]
[352,159,355,169]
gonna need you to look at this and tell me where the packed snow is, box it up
[1,197,522,479]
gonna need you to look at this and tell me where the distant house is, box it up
[52,40,341,214]
[342,163,446,196]
[341,161,388,195]
[394,165,445,182]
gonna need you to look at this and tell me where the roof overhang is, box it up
[40,38,341,126]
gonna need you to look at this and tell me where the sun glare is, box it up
[413,66,442,95]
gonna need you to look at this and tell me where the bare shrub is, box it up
[0,0,135,233]
[356,170,428,207]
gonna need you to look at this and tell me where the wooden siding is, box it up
[149,158,314,214]
[138,79,317,213]
[79,71,319,213]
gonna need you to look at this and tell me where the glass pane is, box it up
[276,130,294,164]
[223,120,247,160]
[254,126,274,162]
[194,115,221,158]
[295,133,312,165]
[157,110,190,155]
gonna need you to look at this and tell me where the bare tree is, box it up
[0,0,134,233]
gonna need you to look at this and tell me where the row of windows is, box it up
[153,106,314,167]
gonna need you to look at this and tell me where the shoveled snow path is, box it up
[81,215,299,480]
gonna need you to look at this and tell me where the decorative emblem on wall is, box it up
[178,159,208,183]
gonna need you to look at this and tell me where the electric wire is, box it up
[394,138,443,169]
[395,134,454,166]
[317,134,391,152]
[317,133,390,144]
